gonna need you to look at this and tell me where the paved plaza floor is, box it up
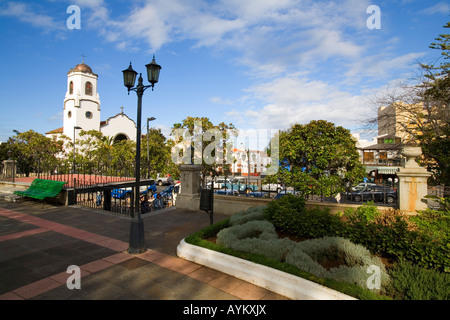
[0,193,289,305]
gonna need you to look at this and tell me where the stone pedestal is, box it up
[176,164,203,211]
[2,160,16,179]
[397,147,432,213]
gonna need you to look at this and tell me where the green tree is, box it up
[109,139,136,177]
[171,116,237,184]
[2,130,64,176]
[419,21,450,185]
[142,128,174,179]
[77,130,104,170]
[276,120,365,196]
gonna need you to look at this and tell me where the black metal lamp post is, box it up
[73,126,82,175]
[147,117,156,179]
[122,56,161,254]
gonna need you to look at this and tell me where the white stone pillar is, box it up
[176,164,203,211]
[397,147,432,213]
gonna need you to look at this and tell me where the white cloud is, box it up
[80,0,373,75]
[419,2,450,15]
[0,2,63,31]
[227,74,376,131]
[343,52,426,84]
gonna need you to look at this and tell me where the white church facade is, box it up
[46,61,136,144]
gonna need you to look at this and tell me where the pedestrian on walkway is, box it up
[141,194,150,213]
[154,193,163,210]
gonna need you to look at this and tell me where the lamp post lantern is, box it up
[122,56,161,254]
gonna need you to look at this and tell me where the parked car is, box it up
[245,191,270,198]
[261,183,283,192]
[227,178,258,194]
[345,185,397,204]
[214,189,239,196]
[207,178,232,189]
[154,174,173,186]
[156,182,181,199]
[209,177,258,194]
[351,182,377,191]
[274,190,301,199]
[112,183,157,199]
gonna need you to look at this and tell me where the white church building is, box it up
[46,61,136,144]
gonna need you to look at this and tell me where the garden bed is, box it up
[206,232,394,271]
[182,196,450,300]
[177,238,357,300]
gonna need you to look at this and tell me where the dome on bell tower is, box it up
[68,62,98,76]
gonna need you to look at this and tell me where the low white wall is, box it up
[177,239,357,300]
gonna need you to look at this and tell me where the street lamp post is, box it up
[147,117,156,179]
[122,56,161,254]
[73,126,82,183]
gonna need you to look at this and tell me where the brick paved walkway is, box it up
[0,200,289,301]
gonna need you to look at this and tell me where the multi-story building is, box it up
[357,102,420,184]
[223,148,272,177]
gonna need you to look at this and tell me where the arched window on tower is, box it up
[69,81,73,94]
[85,81,93,96]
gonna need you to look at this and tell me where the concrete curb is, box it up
[177,239,357,300]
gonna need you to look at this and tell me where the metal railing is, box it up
[205,176,400,207]
[73,179,160,217]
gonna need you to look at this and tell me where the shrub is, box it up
[296,207,344,238]
[264,194,344,238]
[216,220,295,261]
[291,237,390,290]
[263,194,306,235]
[410,208,450,243]
[229,206,267,226]
[218,219,390,291]
[386,260,450,300]
[342,202,381,222]
[342,207,450,272]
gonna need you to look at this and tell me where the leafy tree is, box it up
[109,139,136,177]
[77,130,105,169]
[419,21,450,185]
[142,128,175,179]
[1,130,64,176]
[171,116,237,184]
[275,120,365,196]
[421,21,450,104]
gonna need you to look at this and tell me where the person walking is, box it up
[154,193,163,210]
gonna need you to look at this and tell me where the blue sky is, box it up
[0,0,448,146]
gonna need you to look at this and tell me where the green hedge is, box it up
[265,196,450,273]
[386,260,450,300]
[185,199,449,300]
[264,194,344,238]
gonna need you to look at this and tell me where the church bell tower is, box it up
[63,60,101,141]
